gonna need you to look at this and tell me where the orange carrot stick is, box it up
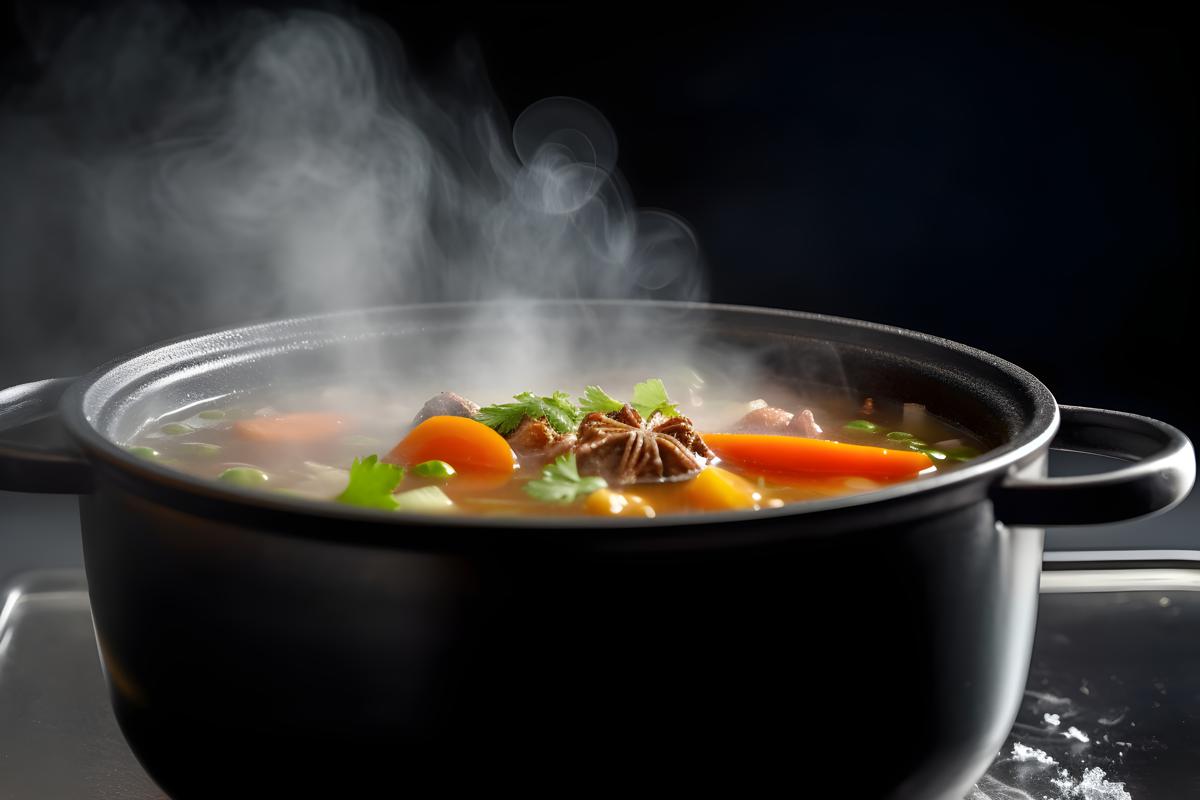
[702,432,933,478]
[387,416,516,477]
[234,412,348,444]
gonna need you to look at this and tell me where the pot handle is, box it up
[992,405,1195,526]
[0,377,93,494]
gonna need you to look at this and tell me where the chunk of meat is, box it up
[607,404,644,428]
[575,406,706,485]
[653,414,715,460]
[787,408,823,438]
[733,406,794,435]
[506,416,575,466]
[411,392,479,427]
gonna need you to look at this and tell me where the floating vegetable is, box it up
[391,485,455,513]
[578,385,624,415]
[686,466,763,511]
[411,460,457,480]
[525,452,607,504]
[218,466,270,487]
[335,455,403,510]
[388,416,516,476]
[703,433,934,478]
[234,413,347,444]
[631,378,682,419]
[475,391,580,435]
[584,488,655,517]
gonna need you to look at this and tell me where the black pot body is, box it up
[7,302,1189,798]
[80,471,1043,798]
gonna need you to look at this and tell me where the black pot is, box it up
[0,302,1193,798]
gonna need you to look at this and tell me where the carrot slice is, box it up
[387,416,516,477]
[234,412,347,444]
[702,432,933,478]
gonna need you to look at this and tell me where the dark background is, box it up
[0,1,1196,556]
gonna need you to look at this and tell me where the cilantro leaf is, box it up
[524,452,607,504]
[336,455,404,510]
[475,391,581,435]
[540,391,581,433]
[578,385,624,415]
[631,378,681,419]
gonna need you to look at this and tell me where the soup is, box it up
[125,377,986,517]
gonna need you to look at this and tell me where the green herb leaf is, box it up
[541,391,581,433]
[524,452,608,504]
[336,455,404,510]
[475,391,581,435]
[578,385,624,415]
[843,420,881,433]
[885,431,914,441]
[631,378,681,420]
[411,460,456,479]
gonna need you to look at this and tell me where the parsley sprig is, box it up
[475,379,683,435]
[524,452,607,504]
[336,455,404,510]
[475,391,581,435]
[631,378,682,419]
[578,385,624,415]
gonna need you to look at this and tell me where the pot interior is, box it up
[81,301,1054,458]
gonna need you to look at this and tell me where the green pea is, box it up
[218,466,269,487]
[197,409,226,421]
[127,446,160,460]
[160,423,192,436]
[411,460,456,480]
[843,420,880,433]
[179,442,222,458]
[886,431,914,441]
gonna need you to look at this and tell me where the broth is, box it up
[126,377,988,518]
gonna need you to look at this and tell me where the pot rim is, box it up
[60,299,1060,534]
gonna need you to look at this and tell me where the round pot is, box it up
[0,301,1192,798]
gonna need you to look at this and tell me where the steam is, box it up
[0,3,705,386]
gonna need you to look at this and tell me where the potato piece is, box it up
[686,467,762,511]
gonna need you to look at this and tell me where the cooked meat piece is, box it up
[607,404,644,428]
[733,406,794,434]
[411,392,480,426]
[787,408,823,438]
[653,414,715,460]
[506,416,575,466]
[507,416,558,455]
[575,406,705,485]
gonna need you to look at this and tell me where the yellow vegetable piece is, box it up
[686,467,763,511]
[584,488,656,518]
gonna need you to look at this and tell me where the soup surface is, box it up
[126,376,987,518]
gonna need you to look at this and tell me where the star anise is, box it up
[574,404,712,485]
